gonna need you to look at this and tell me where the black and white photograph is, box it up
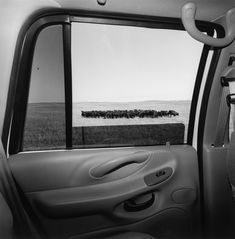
[0,0,235,238]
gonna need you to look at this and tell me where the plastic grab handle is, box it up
[182,2,235,47]
[90,151,150,178]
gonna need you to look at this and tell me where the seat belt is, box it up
[0,141,38,238]
[214,66,235,147]
[214,66,235,200]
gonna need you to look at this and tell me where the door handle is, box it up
[124,193,155,212]
[89,151,150,178]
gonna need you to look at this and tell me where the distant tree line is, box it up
[81,109,179,119]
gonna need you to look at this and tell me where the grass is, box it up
[73,123,185,148]
[23,102,188,151]
[23,103,66,150]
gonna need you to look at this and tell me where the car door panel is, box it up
[9,145,200,238]
[70,208,191,239]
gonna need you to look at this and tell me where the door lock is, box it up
[144,167,173,186]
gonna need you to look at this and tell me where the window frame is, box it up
[3,11,224,155]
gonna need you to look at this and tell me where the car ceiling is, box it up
[54,0,235,22]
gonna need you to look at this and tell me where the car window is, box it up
[23,21,204,151]
[23,25,66,151]
[71,22,203,148]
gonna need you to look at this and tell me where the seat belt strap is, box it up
[214,66,235,147]
[216,68,235,200]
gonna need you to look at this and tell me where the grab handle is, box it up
[182,2,235,47]
[90,151,150,178]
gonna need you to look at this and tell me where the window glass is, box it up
[22,21,205,151]
[23,25,66,151]
[71,22,203,148]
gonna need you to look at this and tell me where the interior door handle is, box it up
[89,151,150,178]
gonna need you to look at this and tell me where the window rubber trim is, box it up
[1,10,224,154]
[197,46,224,235]
[63,23,73,149]
[187,43,212,145]
[6,15,70,155]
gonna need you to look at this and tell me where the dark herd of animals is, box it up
[81,110,179,119]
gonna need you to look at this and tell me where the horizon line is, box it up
[28,99,191,104]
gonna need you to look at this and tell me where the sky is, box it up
[29,25,65,103]
[28,22,203,103]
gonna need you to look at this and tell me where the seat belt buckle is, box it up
[226,93,235,106]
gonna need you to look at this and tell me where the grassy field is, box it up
[73,101,190,127]
[73,123,185,147]
[23,103,66,150]
[23,101,190,150]
[73,101,190,142]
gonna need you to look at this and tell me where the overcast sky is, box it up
[72,22,203,102]
[29,23,203,103]
[29,25,65,103]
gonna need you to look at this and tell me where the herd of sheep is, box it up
[81,109,179,119]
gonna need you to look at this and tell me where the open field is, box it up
[23,101,190,150]
[23,103,66,150]
[73,101,190,141]
[72,123,185,147]
[73,101,190,127]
